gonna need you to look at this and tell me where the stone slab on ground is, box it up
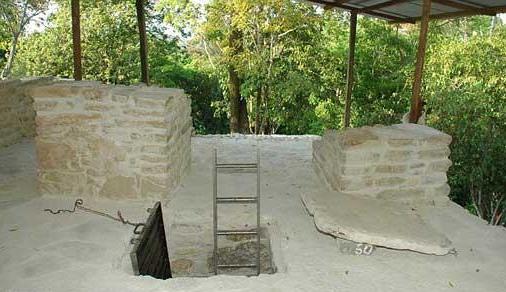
[301,190,453,255]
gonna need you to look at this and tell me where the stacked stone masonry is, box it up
[0,79,45,147]
[21,79,192,199]
[313,124,452,204]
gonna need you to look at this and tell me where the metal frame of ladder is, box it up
[212,148,261,275]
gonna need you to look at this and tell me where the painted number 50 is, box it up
[354,243,374,255]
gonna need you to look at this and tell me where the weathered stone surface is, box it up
[427,159,452,172]
[301,190,453,255]
[384,150,413,161]
[376,188,426,203]
[375,176,406,187]
[337,127,379,148]
[313,124,452,204]
[36,114,102,128]
[140,178,168,198]
[36,142,75,169]
[0,79,193,199]
[171,259,194,274]
[375,164,407,174]
[0,79,45,147]
[89,139,126,162]
[99,176,137,198]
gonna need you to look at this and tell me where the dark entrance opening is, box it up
[130,201,172,280]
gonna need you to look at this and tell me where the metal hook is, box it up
[133,223,145,235]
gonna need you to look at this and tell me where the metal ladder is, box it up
[212,148,261,275]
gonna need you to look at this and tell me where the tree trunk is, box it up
[228,66,241,133]
[239,95,249,133]
[261,86,270,134]
[71,0,83,81]
[1,33,19,79]
[227,29,249,133]
[255,87,262,134]
[135,0,149,84]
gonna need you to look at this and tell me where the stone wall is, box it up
[313,124,452,204]
[0,79,41,147]
[30,80,192,199]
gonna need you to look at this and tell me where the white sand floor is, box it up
[0,136,505,292]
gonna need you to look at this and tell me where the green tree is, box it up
[0,18,9,69]
[425,26,506,225]
[0,0,49,79]
[351,18,415,127]
[16,0,144,83]
[159,0,251,133]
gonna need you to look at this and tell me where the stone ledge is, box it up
[331,124,452,150]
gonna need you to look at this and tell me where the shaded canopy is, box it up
[308,0,506,23]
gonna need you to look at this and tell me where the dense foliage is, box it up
[6,0,505,225]
[425,28,506,225]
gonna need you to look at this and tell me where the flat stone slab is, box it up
[301,190,453,255]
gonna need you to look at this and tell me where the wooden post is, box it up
[343,11,357,128]
[71,0,82,81]
[135,0,149,85]
[409,0,431,123]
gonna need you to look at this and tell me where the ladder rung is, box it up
[216,197,258,204]
[217,229,258,236]
[216,163,257,168]
[217,168,257,174]
[217,264,257,269]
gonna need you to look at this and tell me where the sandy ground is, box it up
[0,136,505,292]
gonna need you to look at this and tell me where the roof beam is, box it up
[360,0,411,11]
[310,0,415,23]
[432,0,494,15]
[361,10,414,23]
[398,5,506,22]
[357,0,414,21]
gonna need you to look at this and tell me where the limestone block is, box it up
[39,170,87,195]
[36,142,76,170]
[427,159,452,172]
[418,148,451,160]
[313,124,452,205]
[384,150,413,162]
[15,79,193,199]
[99,176,137,199]
[140,178,169,198]
[0,79,41,147]
[337,176,374,192]
[375,176,406,188]
[375,164,407,174]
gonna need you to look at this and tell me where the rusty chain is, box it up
[43,198,143,228]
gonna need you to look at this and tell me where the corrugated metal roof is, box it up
[307,0,506,23]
